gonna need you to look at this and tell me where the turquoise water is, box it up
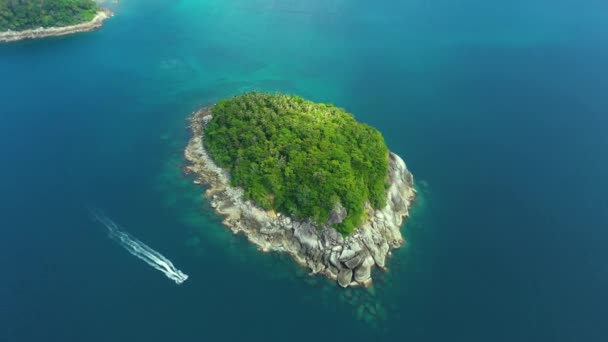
[1,0,607,341]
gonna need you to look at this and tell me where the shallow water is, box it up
[1,0,607,341]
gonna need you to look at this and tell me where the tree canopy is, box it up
[0,0,98,31]
[204,92,390,236]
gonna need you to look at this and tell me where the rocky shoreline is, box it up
[0,9,112,43]
[184,107,416,287]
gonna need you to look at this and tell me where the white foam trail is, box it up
[89,208,189,285]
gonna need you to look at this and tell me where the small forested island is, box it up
[185,93,416,287]
[0,0,111,42]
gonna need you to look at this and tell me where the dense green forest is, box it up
[204,93,390,236]
[0,0,98,31]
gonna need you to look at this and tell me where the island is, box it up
[0,0,111,43]
[185,92,416,287]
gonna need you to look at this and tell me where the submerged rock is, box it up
[184,107,416,287]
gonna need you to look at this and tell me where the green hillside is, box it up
[0,0,98,31]
[204,92,390,236]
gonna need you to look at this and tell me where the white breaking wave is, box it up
[90,208,189,285]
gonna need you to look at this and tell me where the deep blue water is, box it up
[1,0,607,341]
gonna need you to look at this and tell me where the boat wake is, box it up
[89,208,189,285]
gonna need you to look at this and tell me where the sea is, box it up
[1,0,607,341]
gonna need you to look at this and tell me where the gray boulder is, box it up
[338,268,353,287]
[354,256,374,283]
[339,249,356,262]
[329,251,341,268]
[328,202,347,225]
[344,254,363,269]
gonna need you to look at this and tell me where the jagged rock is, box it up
[332,229,344,245]
[322,251,331,265]
[338,269,353,287]
[373,252,386,268]
[329,252,341,268]
[362,236,385,268]
[310,248,322,262]
[312,260,325,273]
[294,222,319,251]
[380,242,390,259]
[344,254,363,269]
[354,256,374,282]
[328,202,347,225]
[350,240,363,253]
[291,240,302,254]
[339,249,356,262]
[324,227,344,245]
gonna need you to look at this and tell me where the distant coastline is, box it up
[0,9,112,43]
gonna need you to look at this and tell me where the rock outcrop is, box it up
[184,107,416,287]
[0,10,112,43]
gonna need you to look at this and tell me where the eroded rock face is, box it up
[184,107,416,287]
